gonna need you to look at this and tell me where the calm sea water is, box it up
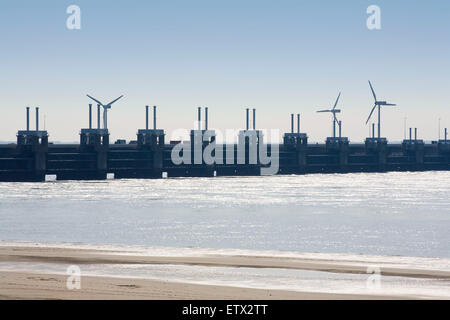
[0,172,449,258]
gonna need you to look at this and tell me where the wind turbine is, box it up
[366,81,396,139]
[317,92,341,138]
[86,94,124,130]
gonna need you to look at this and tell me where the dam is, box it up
[0,105,449,182]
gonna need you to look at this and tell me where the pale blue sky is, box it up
[1,0,449,142]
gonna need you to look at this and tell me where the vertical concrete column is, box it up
[415,145,424,166]
[339,142,349,171]
[26,107,30,131]
[31,135,48,181]
[152,133,164,177]
[296,138,307,173]
[378,142,388,170]
[291,114,294,133]
[96,146,108,178]
[91,132,108,179]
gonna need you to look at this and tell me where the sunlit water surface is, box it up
[0,172,449,258]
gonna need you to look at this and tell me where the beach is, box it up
[1,172,449,300]
[1,271,387,300]
[1,242,449,300]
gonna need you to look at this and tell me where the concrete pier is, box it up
[281,114,308,174]
[3,139,450,182]
[74,129,109,180]
[402,128,425,170]
[132,129,165,178]
[227,129,263,176]
[15,130,49,181]
[0,107,49,181]
[325,137,349,172]
[365,138,388,171]
[166,107,216,177]
[114,105,166,179]
[438,128,449,155]
[1,107,450,182]
[215,108,262,176]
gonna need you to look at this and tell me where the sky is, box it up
[0,0,449,143]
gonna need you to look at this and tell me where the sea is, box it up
[0,171,449,259]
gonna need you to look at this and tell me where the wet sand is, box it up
[0,242,448,300]
[1,270,394,300]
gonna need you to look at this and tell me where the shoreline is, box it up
[0,241,449,300]
[0,271,396,300]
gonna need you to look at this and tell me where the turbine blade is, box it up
[333,113,338,123]
[86,94,104,106]
[317,110,331,113]
[386,103,396,106]
[368,81,377,101]
[106,95,124,106]
[333,92,341,110]
[365,104,376,124]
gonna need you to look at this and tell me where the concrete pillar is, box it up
[96,148,108,173]
[189,129,215,177]
[80,133,87,145]
[35,107,39,132]
[152,134,164,176]
[339,142,349,171]
[26,107,30,131]
[33,137,48,180]
[96,134,108,179]
[246,108,249,131]
[326,138,349,172]
[16,132,48,181]
[365,139,387,171]
[378,143,387,170]
[296,137,307,173]
[415,144,424,166]
[253,109,256,130]
[291,114,294,133]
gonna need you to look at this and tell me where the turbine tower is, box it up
[86,94,124,130]
[317,92,341,138]
[366,81,396,139]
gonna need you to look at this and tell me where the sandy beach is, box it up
[1,271,389,300]
[0,242,449,300]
